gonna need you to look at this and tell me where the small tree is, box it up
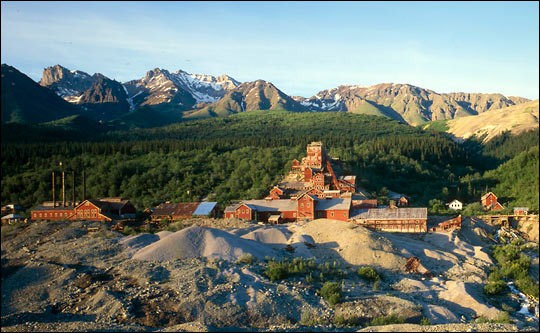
[319,281,342,306]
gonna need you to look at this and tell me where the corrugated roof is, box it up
[224,203,242,212]
[358,207,427,220]
[315,197,351,211]
[242,199,298,212]
[174,202,199,216]
[193,202,218,216]
[153,202,178,216]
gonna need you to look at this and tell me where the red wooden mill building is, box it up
[225,193,352,223]
[31,198,136,222]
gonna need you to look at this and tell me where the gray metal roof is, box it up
[193,202,218,216]
[315,197,352,211]
[241,199,298,212]
[357,207,427,220]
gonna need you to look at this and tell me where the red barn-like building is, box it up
[481,192,504,211]
[224,195,352,223]
[31,197,136,222]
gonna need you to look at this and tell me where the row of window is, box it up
[35,211,71,218]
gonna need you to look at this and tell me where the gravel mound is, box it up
[288,219,406,270]
[132,225,277,262]
[240,226,290,244]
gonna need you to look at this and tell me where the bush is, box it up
[358,266,380,282]
[300,310,323,326]
[420,317,431,325]
[236,253,254,265]
[484,280,507,295]
[334,314,360,327]
[369,314,404,326]
[319,281,342,306]
[475,312,512,324]
[264,261,286,281]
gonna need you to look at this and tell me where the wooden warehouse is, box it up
[224,194,352,223]
[31,197,136,222]
[352,207,428,233]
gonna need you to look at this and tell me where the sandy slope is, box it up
[446,100,539,142]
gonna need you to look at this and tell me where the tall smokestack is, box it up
[72,171,75,206]
[52,171,56,207]
[82,171,86,201]
[62,171,66,207]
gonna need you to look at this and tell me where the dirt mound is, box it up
[132,225,277,262]
[288,219,406,270]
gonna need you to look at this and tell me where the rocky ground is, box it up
[1,217,538,332]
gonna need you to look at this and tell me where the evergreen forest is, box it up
[1,111,538,214]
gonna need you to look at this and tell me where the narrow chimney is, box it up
[62,171,66,207]
[52,171,56,207]
[72,171,75,206]
[82,171,86,201]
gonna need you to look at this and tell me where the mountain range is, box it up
[2,63,537,138]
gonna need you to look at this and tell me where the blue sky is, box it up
[2,1,539,99]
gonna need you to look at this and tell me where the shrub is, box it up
[264,261,286,281]
[300,309,324,326]
[369,314,404,326]
[420,317,431,325]
[236,253,254,265]
[358,266,380,282]
[475,312,512,324]
[334,314,360,327]
[484,280,507,295]
[319,281,342,306]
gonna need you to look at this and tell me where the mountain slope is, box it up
[78,76,130,120]
[444,100,539,142]
[185,80,305,119]
[123,68,240,112]
[39,64,94,100]
[1,64,81,124]
[297,84,529,125]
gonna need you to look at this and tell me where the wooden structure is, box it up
[481,192,504,211]
[31,197,135,222]
[150,201,219,222]
[447,199,463,211]
[430,215,462,232]
[272,142,357,200]
[405,257,433,278]
[352,207,428,233]
[224,195,352,223]
[513,207,529,216]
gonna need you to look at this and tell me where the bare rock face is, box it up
[39,64,94,98]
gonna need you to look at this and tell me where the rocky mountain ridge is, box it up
[3,63,535,128]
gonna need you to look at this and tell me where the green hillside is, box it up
[2,111,537,213]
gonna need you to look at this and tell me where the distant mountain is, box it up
[442,99,539,142]
[185,80,305,119]
[123,68,240,112]
[39,65,131,121]
[39,64,95,100]
[295,84,529,125]
[7,64,535,129]
[78,76,130,121]
[1,64,81,124]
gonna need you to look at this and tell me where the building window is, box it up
[307,203,310,208]
[331,212,334,217]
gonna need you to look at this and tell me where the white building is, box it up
[448,199,463,211]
